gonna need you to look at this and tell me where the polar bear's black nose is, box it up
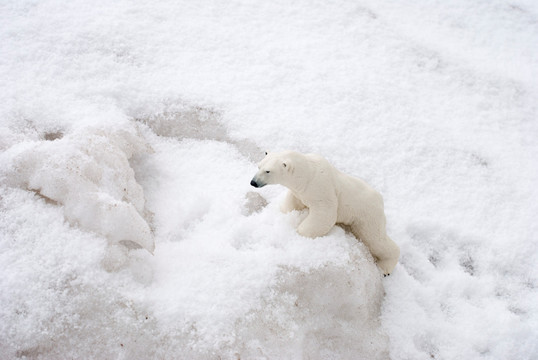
[250,179,259,188]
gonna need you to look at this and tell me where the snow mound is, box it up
[1,124,155,254]
[236,243,388,359]
[143,225,388,359]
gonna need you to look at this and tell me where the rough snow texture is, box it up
[1,0,538,359]
[0,125,155,254]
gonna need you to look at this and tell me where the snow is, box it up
[1,125,155,255]
[1,0,537,359]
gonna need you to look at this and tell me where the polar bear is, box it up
[250,150,400,275]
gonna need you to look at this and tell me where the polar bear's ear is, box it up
[282,159,293,173]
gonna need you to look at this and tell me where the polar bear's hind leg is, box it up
[375,236,400,276]
[350,222,400,276]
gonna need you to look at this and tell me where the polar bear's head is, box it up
[250,151,294,188]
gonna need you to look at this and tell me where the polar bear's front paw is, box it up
[297,222,330,239]
[297,224,318,238]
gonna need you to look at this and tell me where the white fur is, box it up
[251,150,400,275]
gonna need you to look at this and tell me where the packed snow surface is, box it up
[1,0,537,359]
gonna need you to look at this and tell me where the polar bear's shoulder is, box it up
[303,153,332,167]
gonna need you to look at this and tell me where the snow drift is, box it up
[1,124,155,254]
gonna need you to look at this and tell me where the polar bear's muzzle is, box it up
[250,177,266,188]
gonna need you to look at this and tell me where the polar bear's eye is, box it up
[266,170,270,173]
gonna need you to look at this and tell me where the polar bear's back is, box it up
[298,152,385,220]
[331,165,385,225]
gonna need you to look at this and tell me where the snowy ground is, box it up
[1,0,537,359]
